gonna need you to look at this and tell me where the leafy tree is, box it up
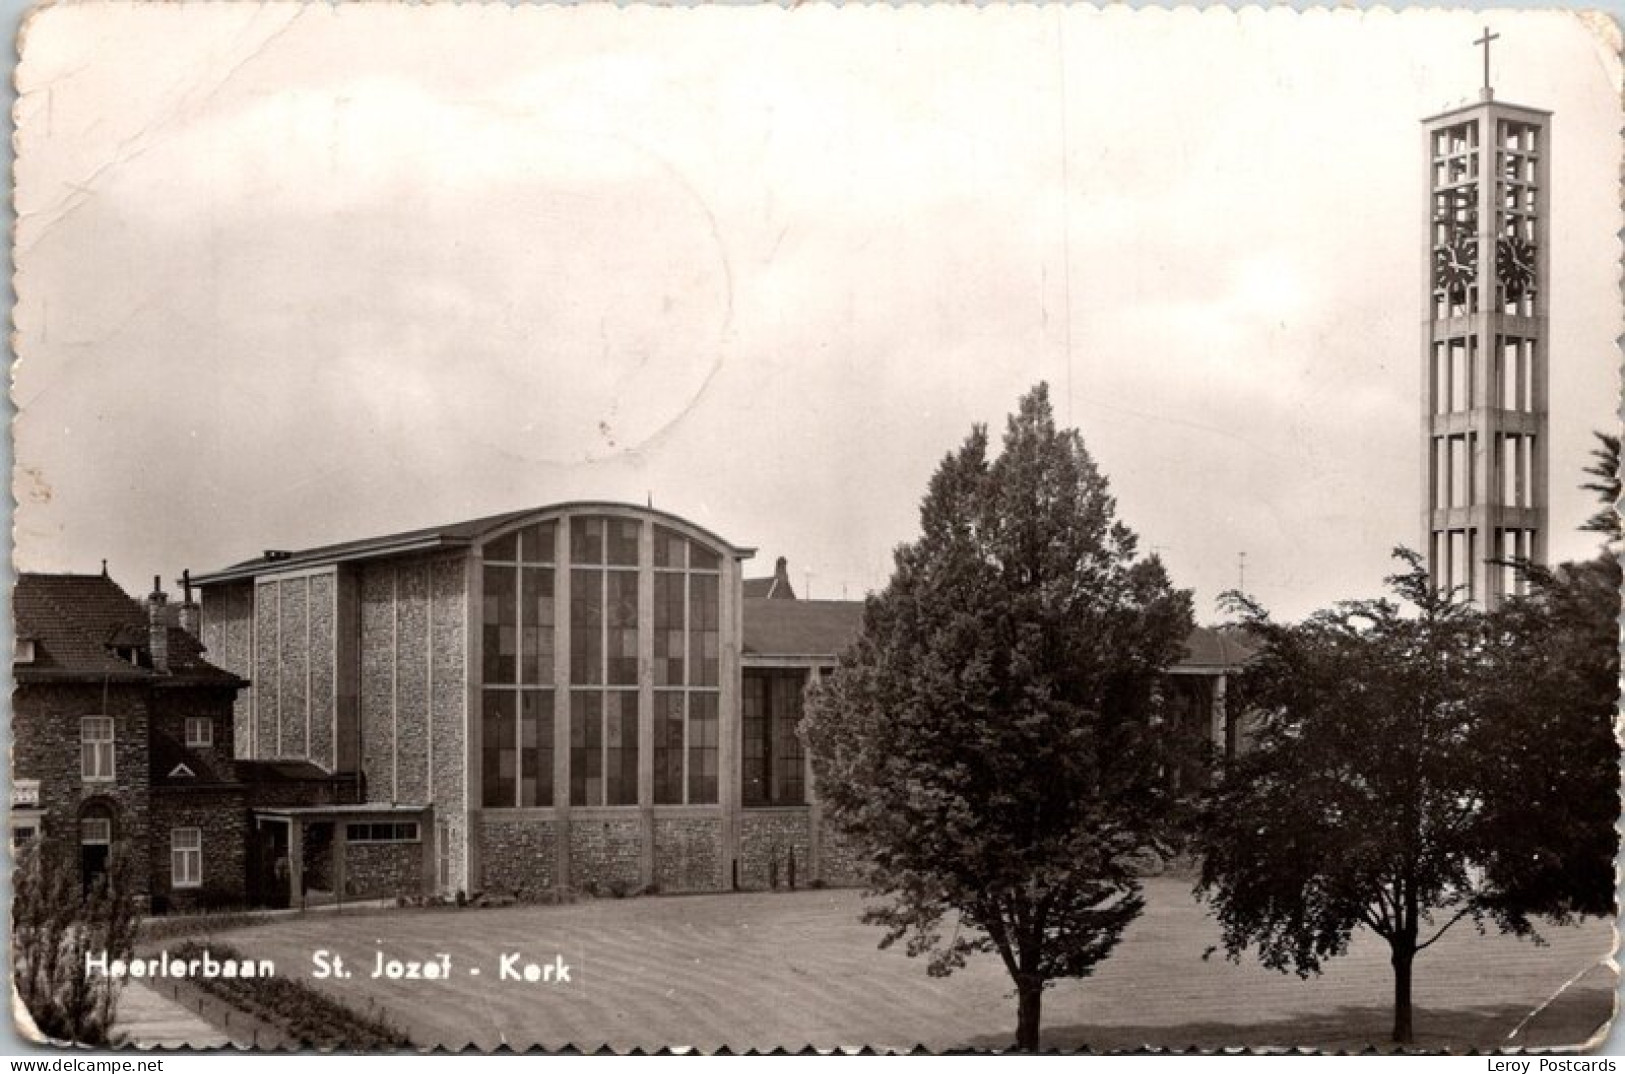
[802,383,1194,1051]
[1474,552,1618,925]
[1200,532,1617,1044]
[12,840,139,1045]
[1198,554,1503,1045]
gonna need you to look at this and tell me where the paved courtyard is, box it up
[179,879,1614,1052]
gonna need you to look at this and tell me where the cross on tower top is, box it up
[1475,26,1500,100]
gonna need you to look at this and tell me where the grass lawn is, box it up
[191,879,1614,1052]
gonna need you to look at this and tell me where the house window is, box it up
[171,828,202,889]
[184,717,213,748]
[11,821,38,852]
[653,527,721,805]
[80,816,111,846]
[346,821,420,843]
[481,522,557,809]
[80,717,115,781]
[743,671,807,807]
[14,638,35,664]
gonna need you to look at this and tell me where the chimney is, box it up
[773,556,794,600]
[177,569,200,638]
[147,575,170,674]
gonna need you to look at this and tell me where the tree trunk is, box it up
[1015,979,1043,1052]
[1390,942,1415,1046]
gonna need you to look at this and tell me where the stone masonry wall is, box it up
[12,683,152,900]
[200,582,254,757]
[277,577,310,758]
[568,819,641,893]
[253,590,279,758]
[818,826,869,888]
[653,816,723,893]
[479,818,557,900]
[359,565,395,800]
[429,557,467,893]
[308,573,337,770]
[395,563,431,805]
[345,841,423,900]
[739,810,811,890]
[150,786,248,913]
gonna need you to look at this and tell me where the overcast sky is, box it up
[11,5,1621,621]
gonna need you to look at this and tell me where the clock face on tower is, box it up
[1434,237,1478,294]
[1497,236,1536,299]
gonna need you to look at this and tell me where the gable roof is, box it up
[1176,626,1258,671]
[743,599,865,659]
[193,501,755,585]
[14,573,243,686]
[742,597,1256,673]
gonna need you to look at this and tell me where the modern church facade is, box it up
[194,502,1246,902]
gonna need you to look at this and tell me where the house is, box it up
[12,571,246,912]
[12,570,425,912]
[192,501,1250,901]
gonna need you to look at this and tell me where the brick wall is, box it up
[653,816,723,892]
[150,786,248,913]
[739,810,810,890]
[12,683,152,900]
[568,818,641,892]
[479,817,557,900]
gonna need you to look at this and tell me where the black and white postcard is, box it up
[8,4,1621,1054]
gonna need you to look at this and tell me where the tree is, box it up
[1578,431,1620,543]
[12,840,140,1045]
[1199,543,1617,1045]
[802,383,1194,1051]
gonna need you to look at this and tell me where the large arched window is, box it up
[478,509,730,811]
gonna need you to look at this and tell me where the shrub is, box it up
[13,841,139,1046]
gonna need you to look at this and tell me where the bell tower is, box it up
[1422,28,1549,608]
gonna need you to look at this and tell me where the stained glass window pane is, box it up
[521,567,555,684]
[482,690,517,808]
[519,522,557,565]
[521,689,553,807]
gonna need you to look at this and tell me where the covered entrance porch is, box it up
[249,804,434,909]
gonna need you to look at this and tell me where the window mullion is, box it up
[600,568,609,806]
[681,566,691,804]
[515,560,524,808]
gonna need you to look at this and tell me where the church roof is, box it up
[13,573,243,686]
[743,599,864,659]
[742,597,1255,673]
[194,502,755,584]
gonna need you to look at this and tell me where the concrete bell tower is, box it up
[1422,27,1549,608]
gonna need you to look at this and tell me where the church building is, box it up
[193,502,1248,902]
